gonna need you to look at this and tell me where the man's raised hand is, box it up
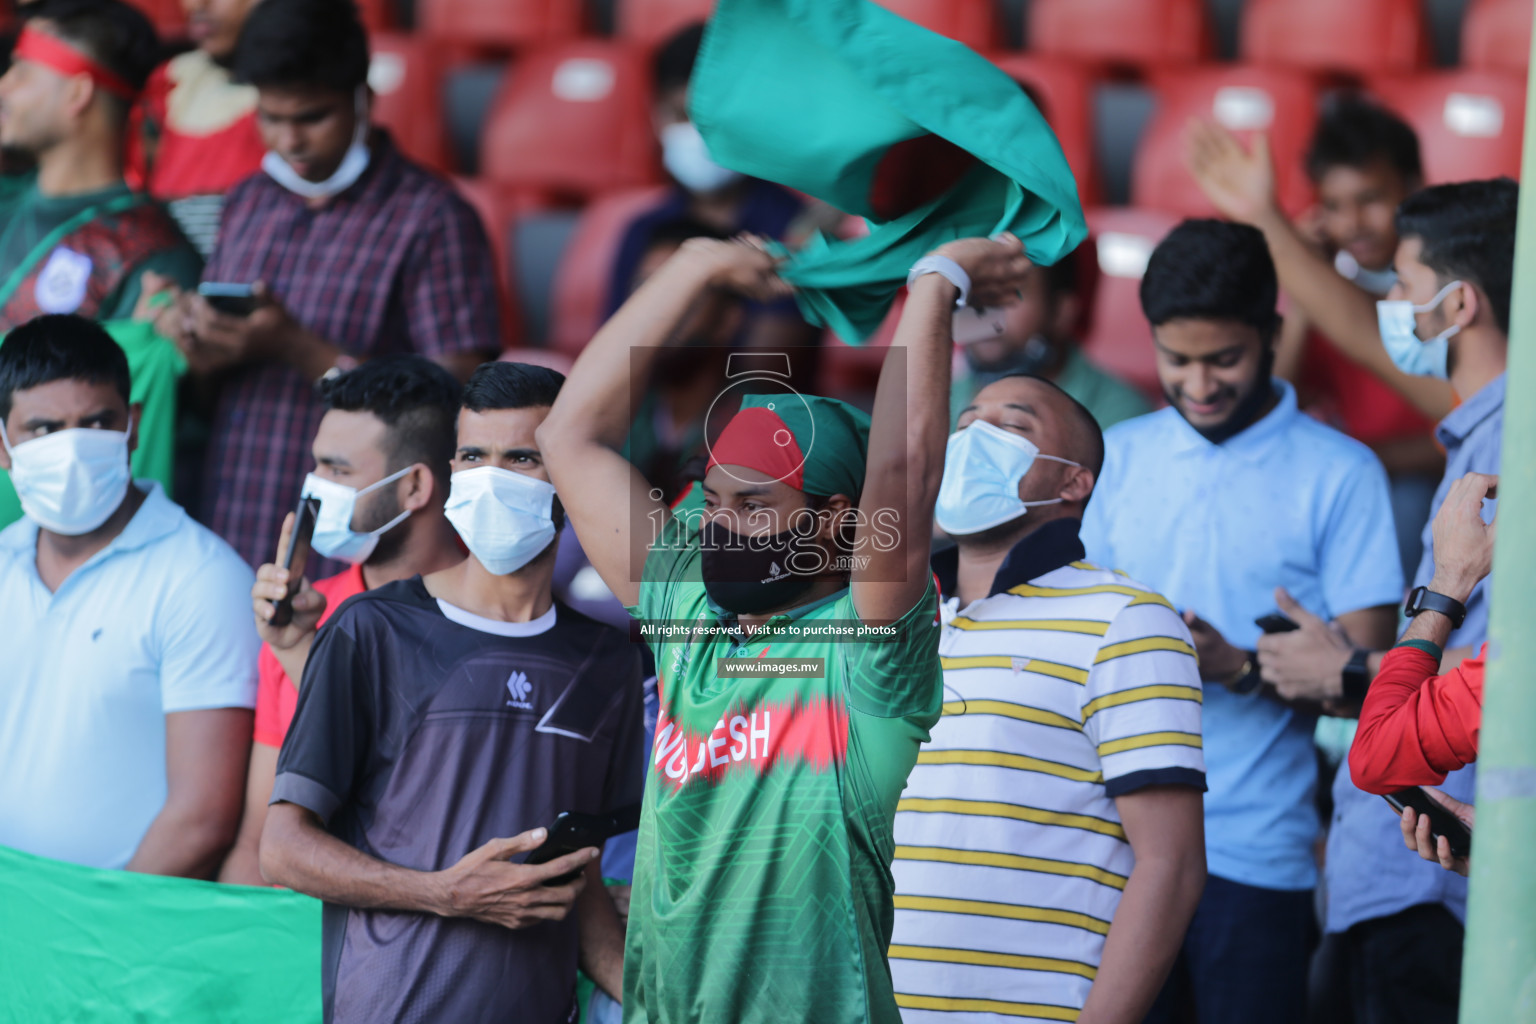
[1184,119,1279,227]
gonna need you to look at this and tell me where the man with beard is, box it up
[537,232,1034,1023]
[949,252,1148,431]
[218,355,467,885]
[1080,219,1402,1024]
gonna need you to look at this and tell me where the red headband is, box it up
[13,25,138,101]
[706,406,807,490]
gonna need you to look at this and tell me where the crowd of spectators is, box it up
[0,1,1517,1023]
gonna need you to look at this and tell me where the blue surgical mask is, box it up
[444,466,558,575]
[1377,280,1463,380]
[934,419,1080,536]
[302,467,411,565]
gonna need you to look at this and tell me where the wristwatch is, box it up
[1229,652,1263,695]
[907,255,971,308]
[1341,648,1372,704]
[1403,586,1468,629]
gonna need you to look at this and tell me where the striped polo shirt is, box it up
[891,518,1205,1023]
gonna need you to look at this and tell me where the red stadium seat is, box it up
[1241,0,1429,77]
[616,0,716,48]
[1462,0,1533,76]
[453,177,523,348]
[1132,66,1319,219]
[991,54,1100,207]
[877,0,1001,52]
[1080,207,1182,401]
[357,0,397,33]
[1370,72,1526,184]
[480,41,663,207]
[1028,0,1213,69]
[370,34,451,174]
[550,187,672,357]
[418,0,584,50]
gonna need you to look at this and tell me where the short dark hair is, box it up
[22,0,161,118]
[1306,95,1422,185]
[0,314,130,422]
[653,22,704,96]
[999,372,1105,479]
[1395,178,1519,336]
[233,0,368,94]
[461,361,565,413]
[320,355,462,481]
[1141,219,1281,341]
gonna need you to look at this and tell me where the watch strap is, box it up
[1341,648,1372,704]
[1404,586,1468,629]
[907,255,970,308]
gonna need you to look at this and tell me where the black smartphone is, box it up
[1255,613,1300,634]
[524,805,642,885]
[1384,787,1472,858]
[268,496,320,628]
[198,281,259,317]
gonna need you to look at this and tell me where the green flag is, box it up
[692,0,1087,344]
[0,845,321,1022]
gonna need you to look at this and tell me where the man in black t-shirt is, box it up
[261,362,644,1024]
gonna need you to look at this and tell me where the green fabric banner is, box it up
[0,845,321,1023]
[692,0,1087,345]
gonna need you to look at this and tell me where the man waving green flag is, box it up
[691,0,1087,344]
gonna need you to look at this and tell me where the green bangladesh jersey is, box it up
[624,514,943,1024]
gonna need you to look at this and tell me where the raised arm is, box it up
[852,235,1033,624]
[1184,121,1451,420]
[536,240,790,606]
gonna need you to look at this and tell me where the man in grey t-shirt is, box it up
[261,363,645,1023]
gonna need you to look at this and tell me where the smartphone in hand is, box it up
[524,806,642,885]
[1255,613,1300,634]
[269,496,320,628]
[198,282,259,317]
[1384,787,1472,858]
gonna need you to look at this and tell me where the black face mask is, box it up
[1172,345,1278,446]
[699,519,823,615]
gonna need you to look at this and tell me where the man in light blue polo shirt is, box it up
[1081,220,1401,1024]
[0,314,257,875]
[1253,178,1515,1024]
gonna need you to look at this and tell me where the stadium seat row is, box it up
[128,0,1533,77]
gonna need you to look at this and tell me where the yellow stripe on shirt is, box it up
[941,699,1083,732]
[896,993,1082,1020]
[1005,583,1173,613]
[1093,635,1197,664]
[889,944,1098,980]
[894,845,1128,890]
[898,797,1126,839]
[916,748,1103,784]
[894,894,1112,936]
[1097,731,1204,757]
[1081,685,1203,722]
[949,616,1111,636]
[941,656,1090,684]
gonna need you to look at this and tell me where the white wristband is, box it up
[907,255,970,308]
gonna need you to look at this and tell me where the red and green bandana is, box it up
[707,393,871,499]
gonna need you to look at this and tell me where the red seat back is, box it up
[1462,0,1534,76]
[550,187,672,356]
[453,177,522,347]
[357,0,396,32]
[1370,71,1526,184]
[991,54,1100,206]
[877,0,1001,51]
[419,0,584,50]
[481,41,662,205]
[1241,0,1429,77]
[1081,207,1182,400]
[370,34,451,174]
[1028,0,1213,68]
[1133,66,1319,219]
[616,0,716,48]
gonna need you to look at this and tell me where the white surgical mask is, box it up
[1377,279,1462,380]
[444,466,558,575]
[262,86,371,201]
[0,418,133,536]
[302,467,411,565]
[661,121,742,194]
[935,419,1079,536]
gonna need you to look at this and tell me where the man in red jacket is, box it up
[1350,471,1496,875]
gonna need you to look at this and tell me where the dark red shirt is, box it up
[200,131,501,567]
[1350,643,1484,794]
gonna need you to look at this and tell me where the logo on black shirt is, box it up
[505,671,534,710]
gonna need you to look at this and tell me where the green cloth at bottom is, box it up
[0,844,321,1023]
[0,319,185,529]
